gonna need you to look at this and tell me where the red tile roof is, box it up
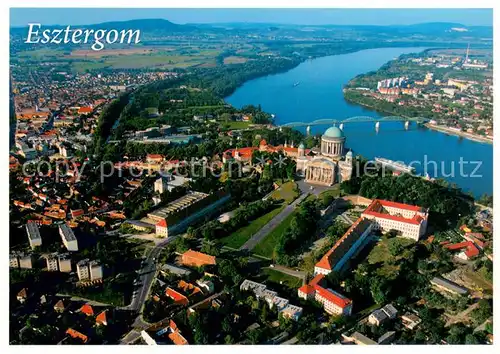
[78,107,93,114]
[368,199,424,212]
[363,199,425,225]
[156,219,167,227]
[444,241,470,251]
[314,285,352,309]
[66,328,88,343]
[315,218,373,271]
[224,147,257,160]
[165,288,189,305]
[299,274,352,309]
[169,330,188,345]
[80,304,94,316]
[465,246,480,259]
[181,249,216,267]
[96,310,108,325]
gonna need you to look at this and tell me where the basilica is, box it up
[296,126,353,186]
[222,125,353,186]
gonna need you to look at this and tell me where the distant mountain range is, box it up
[10,18,492,40]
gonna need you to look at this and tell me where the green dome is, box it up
[323,126,344,139]
[298,142,305,149]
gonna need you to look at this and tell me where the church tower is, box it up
[298,142,305,157]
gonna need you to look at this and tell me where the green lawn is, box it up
[263,268,302,289]
[269,181,299,204]
[223,121,252,130]
[253,210,297,259]
[317,185,341,200]
[219,205,285,249]
[367,236,416,278]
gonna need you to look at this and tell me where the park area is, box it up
[367,235,416,279]
[262,268,303,289]
[219,182,299,250]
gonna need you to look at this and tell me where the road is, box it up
[119,234,182,345]
[239,193,308,251]
[445,302,479,327]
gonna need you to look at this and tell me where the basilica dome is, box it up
[323,126,344,140]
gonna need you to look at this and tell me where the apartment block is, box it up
[26,221,42,249]
[59,223,78,251]
[77,259,103,281]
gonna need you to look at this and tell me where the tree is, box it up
[388,239,405,256]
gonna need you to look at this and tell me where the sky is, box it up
[10,8,493,27]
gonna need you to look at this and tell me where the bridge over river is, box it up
[278,115,429,133]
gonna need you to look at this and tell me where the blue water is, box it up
[226,47,493,197]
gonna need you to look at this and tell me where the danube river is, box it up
[226,47,493,197]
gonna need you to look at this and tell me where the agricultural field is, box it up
[223,56,249,65]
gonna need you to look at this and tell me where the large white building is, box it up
[361,199,428,241]
[59,223,78,251]
[26,221,42,249]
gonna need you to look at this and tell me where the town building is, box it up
[368,304,398,326]
[58,254,72,273]
[77,259,91,281]
[240,279,303,321]
[18,253,33,269]
[89,260,103,280]
[59,223,78,251]
[181,249,216,268]
[9,254,20,268]
[314,218,374,275]
[298,274,353,316]
[342,332,378,345]
[165,287,189,306]
[430,276,468,296]
[155,219,168,237]
[17,288,28,303]
[401,313,422,330]
[26,221,42,248]
[77,259,103,281]
[296,127,353,185]
[46,254,59,271]
[361,199,428,241]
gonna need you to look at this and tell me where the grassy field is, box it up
[317,185,341,200]
[367,236,415,278]
[223,56,249,65]
[223,121,252,130]
[263,268,302,289]
[219,205,285,249]
[14,46,222,73]
[269,181,299,204]
[253,210,297,259]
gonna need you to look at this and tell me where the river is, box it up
[226,47,493,198]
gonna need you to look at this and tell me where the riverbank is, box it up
[425,123,493,145]
[344,91,493,145]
